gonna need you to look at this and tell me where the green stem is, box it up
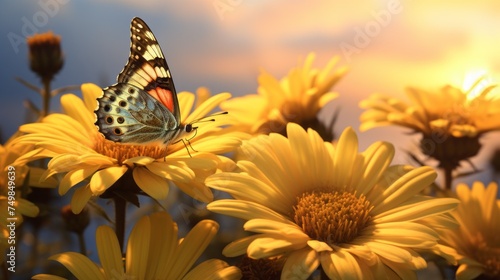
[114,196,126,253]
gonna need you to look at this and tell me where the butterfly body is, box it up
[94,17,187,146]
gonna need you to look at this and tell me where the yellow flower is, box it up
[32,212,242,280]
[207,123,459,279]
[0,134,56,262]
[221,53,347,140]
[359,78,500,170]
[13,84,244,213]
[437,182,500,280]
[27,31,64,82]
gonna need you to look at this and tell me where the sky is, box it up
[2,0,500,179]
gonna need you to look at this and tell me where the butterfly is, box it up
[94,17,193,146]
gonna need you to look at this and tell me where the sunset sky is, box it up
[2,1,500,178]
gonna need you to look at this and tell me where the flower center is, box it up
[292,189,372,245]
[419,134,481,169]
[238,255,282,280]
[93,136,168,164]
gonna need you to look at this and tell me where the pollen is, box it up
[292,189,373,245]
[93,135,168,164]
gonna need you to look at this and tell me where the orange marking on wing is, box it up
[148,87,174,112]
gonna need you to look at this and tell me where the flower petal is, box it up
[169,220,219,279]
[281,248,319,280]
[60,165,101,195]
[96,225,124,279]
[147,212,177,278]
[183,259,242,280]
[89,166,128,195]
[125,215,151,279]
[71,184,93,214]
[133,166,169,200]
[48,252,105,280]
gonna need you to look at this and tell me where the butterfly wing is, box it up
[118,17,181,122]
[94,17,184,145]
[95,83,180,144]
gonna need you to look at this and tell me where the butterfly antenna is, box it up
[188,111,228,128]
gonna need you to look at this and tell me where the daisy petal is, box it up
[282,248,319,280]
[70,184,93,214]
[133,167,169,200]
[49,252,105,280]
[89,166,128,195]
[125,215,150,279]
[96,225,124,279]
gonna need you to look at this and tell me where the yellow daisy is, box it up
[221,52,347,140]
[359,78,500,172]
[0,134,56,263]
[437,182,500,280]
[13,83,244,213]
[32,211,242,280]
[207,123,459,279]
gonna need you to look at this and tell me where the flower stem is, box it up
[78,231,87,255]
[114,196,126,253]
[443,165,453,190]
[320,266,329,280]
[41,78,51,118]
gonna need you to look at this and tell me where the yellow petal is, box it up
[132,167,169,200]
[307,240,333,252]
[71,184,93,214]
[169,220,219,279]
[327,250,363,280]
[126,215,151,279]
[89,166,128,195]
[82,83,103,113]
[16,198,39,218]
[32,274,67,280]
[96,225,124,279]
[49,252,105,280]
[281,248,320,280]
[183,259,242,280]
[61,93,95,133]
[333,127,359,189]
[222,234,262,257]
[147,212,177,278]
[60,166,101,195]
[146,161,195,183]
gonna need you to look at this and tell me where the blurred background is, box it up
[3,1,500,278]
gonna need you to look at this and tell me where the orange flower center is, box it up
[292,189,372,245]
[93,135,168,164]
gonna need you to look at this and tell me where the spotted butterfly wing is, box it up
[94,17,184,145]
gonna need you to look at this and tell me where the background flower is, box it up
[359,78,500,137]
[437,182,500,280]
[221,52,347,141]
[207,123,459,279]
[359,78,500,188]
